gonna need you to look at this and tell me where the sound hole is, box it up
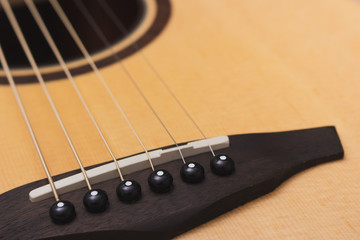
[0,0,145,68]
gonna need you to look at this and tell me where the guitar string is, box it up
[50,0,187,166]
[0,45,60,201]
[25,0,125,181]
[47,0,155,171]
[0,0,93,190]
[73,0,187,164]
[96,0,216,157]
[55,0,187,166]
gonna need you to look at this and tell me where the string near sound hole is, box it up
[0,0,145,68]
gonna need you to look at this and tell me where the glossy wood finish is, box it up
[0,127,344,239]
[1,0,360,239]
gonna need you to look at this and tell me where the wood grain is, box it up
[1,0,360,238]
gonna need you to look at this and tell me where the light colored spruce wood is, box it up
[0,0,360,238]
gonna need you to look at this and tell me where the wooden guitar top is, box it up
[0,0,360,239]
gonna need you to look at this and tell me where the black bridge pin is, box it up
[83,189,109,213]
[148,169,173,193]
[180,162,205,184]
[210,154,235,176]
[117,180,142,203]
[49,200,76,224]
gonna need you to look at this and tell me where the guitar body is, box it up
[0,0,359,239]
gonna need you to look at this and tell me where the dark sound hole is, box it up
[0,0,145,68]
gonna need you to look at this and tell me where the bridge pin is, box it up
[148,170,173,193]
[180,162,205,184]
[210,154,235,176]
[117,180,142,203]
[49,200,76,224]
[83,189,109,213]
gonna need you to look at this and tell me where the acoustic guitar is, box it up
[0,0,358,239]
